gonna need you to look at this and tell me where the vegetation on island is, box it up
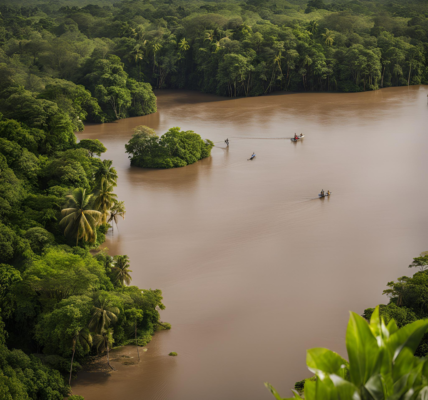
[125,125,214,169]
[266,306,428,400]
[1,0,428,100]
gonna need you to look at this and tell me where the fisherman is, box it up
[327,190,331,196]
[294,133,298,140]
[320,189,325,197]
[251,152,256,159]
[225,138,229,147]
[300,133,303,138]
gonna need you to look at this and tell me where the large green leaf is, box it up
[387,320,428,362]
[392,348,417,383]
[364,374,386,400]
[307,348,348,378]
[346,312,383,387]
[330,374,361,400]
[370,306,382,338]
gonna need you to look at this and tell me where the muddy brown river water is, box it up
[73,87,428,400]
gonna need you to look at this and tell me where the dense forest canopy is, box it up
[1,0,428,99]
[1,0,428,397]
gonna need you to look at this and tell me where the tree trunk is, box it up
[135,322,140,361]
[69,344,76,386]
[381,66,385,88]
[107,344,114,370]
[407,63,412,86]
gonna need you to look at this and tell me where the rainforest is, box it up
[1,0,428,399]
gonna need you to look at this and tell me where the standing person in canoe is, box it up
[225,138,229,147]
[249,152,256,160]
[320,189,325,197]
[327,190,331,196]
[294,133,298,140]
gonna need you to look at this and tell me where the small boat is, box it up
[291,135,305,142]
[249,155,256,160]
[319,192,331,198]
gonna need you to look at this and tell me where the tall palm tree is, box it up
[178,38,190,52]
[94,160,118,187]
[60,188,101,246]
[93,328,115,370]
[112,255,132,286]
[307,20,319,35]
[94,179,118,225]
[89,295,120,334]
[69,328,92,385]
[322,29,335,46]
[151,41,162,72]
[108,201,126,232]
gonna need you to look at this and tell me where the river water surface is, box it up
[73,87,428,400]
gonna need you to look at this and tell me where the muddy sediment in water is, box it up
[73,87,428,400]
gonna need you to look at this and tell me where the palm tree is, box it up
[60,189,101,246]
[69,328,92,385]
[178,38,190,52]
[89,295,120,334]
[307,20,319,35]
[151,41,162,72]
[322,29,335,46]
[108,201,126,232]
[93,328,115,370]
[204,31,214,43]
[112,255,132,286]
[94,160,118,187]
[129,42,146,81]
[94,179,118,225]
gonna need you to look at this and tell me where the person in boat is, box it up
[294,133,298,140]
[251,152,255,159]
[320,189,325,197]
[300,133,303,138]
[225,138,229,147]
[327,190,330,196]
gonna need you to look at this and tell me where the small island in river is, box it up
[125,125,214,169]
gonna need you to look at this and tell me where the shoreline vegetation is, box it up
[125,125,214,169]
[275,253,428,399]
[1,0,428,398]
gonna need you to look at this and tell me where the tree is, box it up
[108,201,126,232]
[322,29,335,46]
[70,328,92,385]
[112,255,132,286]
[266,306,428,399]
[94,179,117,225]
[77,139,106,157]
[60,188,101,245]
[89,294,120,334]
[94,160,118,187]
[93,328,115,370]
[125,308,144,361]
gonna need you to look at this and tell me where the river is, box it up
[73,86,428,400]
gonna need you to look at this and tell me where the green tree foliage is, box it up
[266,306,428,400]
[77,139,107,158]
[125,126,214,169]
[0,5,167,398]
[60,188,101,245]
[364,254,428,358]
[112,255,132,287]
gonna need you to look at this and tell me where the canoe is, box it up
[249,155,256,160]
[319,193,331,198]
[290,135,305,142]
